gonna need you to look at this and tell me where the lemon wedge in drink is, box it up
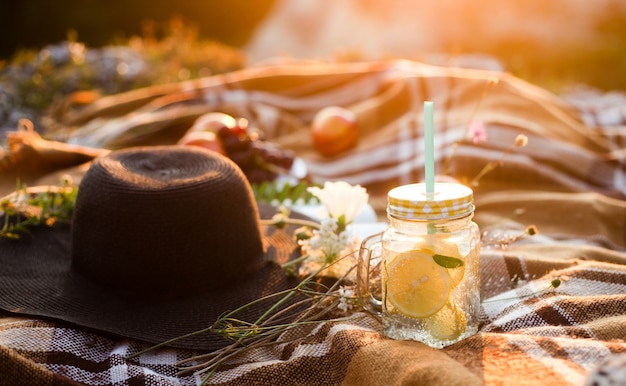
[424,301,467,341]
[385,249,451,318]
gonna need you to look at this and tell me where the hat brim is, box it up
[0,203,309,351]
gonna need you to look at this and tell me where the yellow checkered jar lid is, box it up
[387,182,474,220]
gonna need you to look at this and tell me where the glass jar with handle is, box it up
[357,182,480,348]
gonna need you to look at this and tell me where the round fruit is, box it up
[311,106,359,157]
[385,249,451,318]
[178,131,225,155]
[189,112,238,133]
[181,112,298,184]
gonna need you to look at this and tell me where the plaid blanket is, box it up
[2,60,626,200]
[1,191,625,386]
[1,60,626,385]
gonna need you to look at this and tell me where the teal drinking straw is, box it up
[424,101,436,235]
[424,101,435,195]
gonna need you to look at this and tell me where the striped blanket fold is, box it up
[2,59,626,200]
[1,59,626,385]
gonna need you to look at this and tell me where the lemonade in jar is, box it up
[358,182,480,348]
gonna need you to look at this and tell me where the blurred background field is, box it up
[1,0,625,134]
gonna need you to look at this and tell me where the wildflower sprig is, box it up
[481,224,538,250]
[469,134,529,187]
[441,76,530,187]
[260,181,369,278]
[442,76,499,176]
[0,177,77,240]
[296,181,369,278]
[482,275,563,305]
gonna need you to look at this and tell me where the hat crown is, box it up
[70,146,265,301]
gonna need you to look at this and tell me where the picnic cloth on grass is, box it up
[1,59,626,385]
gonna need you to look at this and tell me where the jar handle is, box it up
[357,232,383,316]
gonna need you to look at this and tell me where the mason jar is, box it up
[379,182,481,348]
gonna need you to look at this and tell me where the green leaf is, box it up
[252,181,269,202]
[252,180,318,204]
[277,182,292,202]
[433,254,465,269]
[290,182,307,202]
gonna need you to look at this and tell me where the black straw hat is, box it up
[0,146,307,350]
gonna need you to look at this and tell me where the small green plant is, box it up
[252,180,319,205]
[0,178,77,240]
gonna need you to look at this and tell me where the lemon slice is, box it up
[423,301,467,341]
[385,249,451,318]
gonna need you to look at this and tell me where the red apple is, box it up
[311,106,359,157]
[178,130,226,155]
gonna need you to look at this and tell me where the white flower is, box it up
[297,216,362,279]
[301,217,349,263]
[308,181,369,225]
[295,182,369,279]
[337,286,355,312]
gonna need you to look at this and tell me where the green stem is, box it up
[126,325,217,359]
[253,291,296,327]
[259,217,321,230]
[427,221,436,235]
[280,254,311,271]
